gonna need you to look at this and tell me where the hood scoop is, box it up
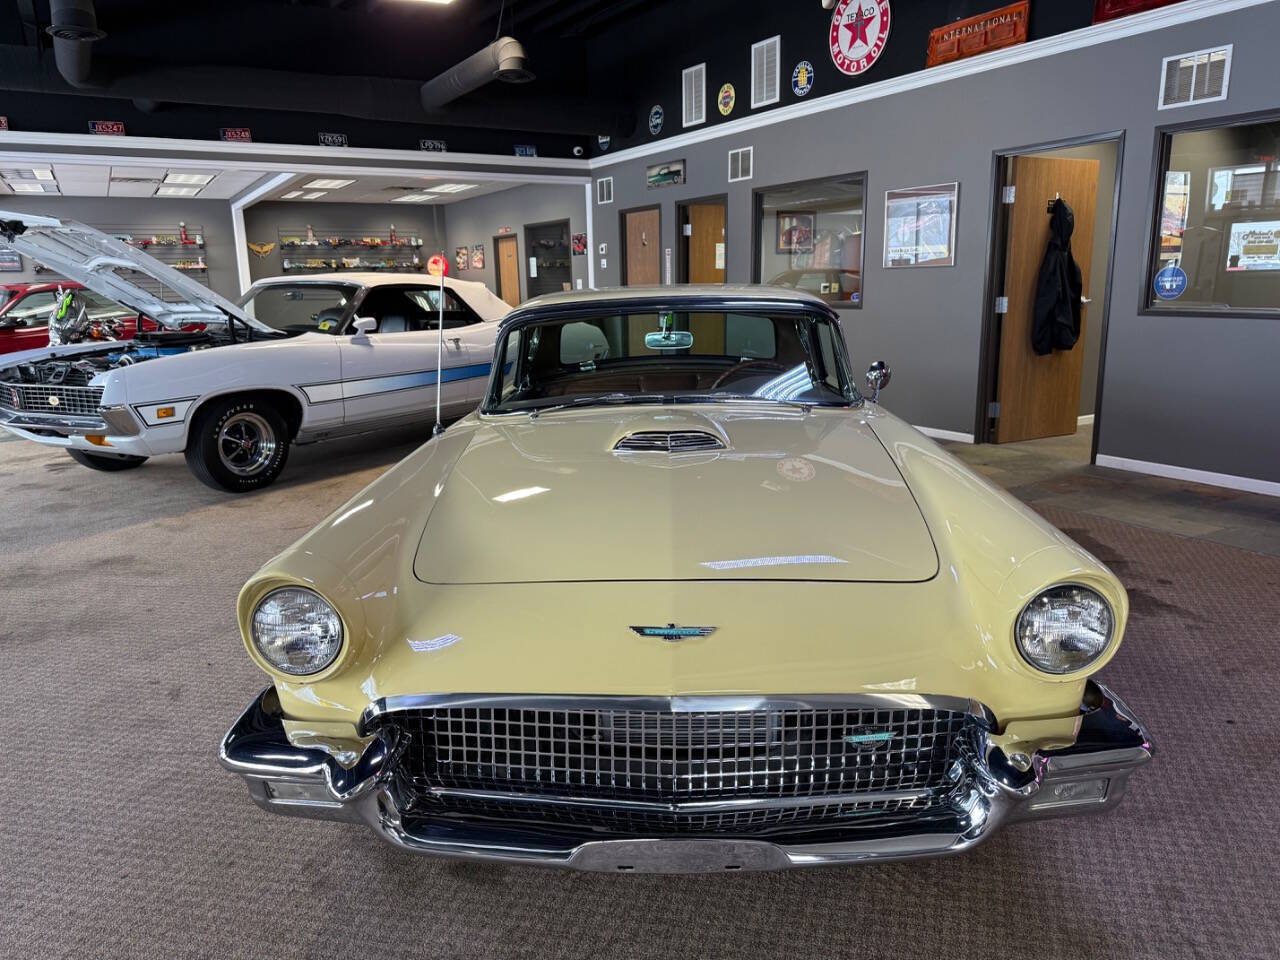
[613,430,725,453]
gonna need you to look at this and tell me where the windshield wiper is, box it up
[526,393,666,419]
[669,392,828,411]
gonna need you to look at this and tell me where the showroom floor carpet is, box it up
[1,430,1278,960]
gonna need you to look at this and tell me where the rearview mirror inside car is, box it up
[645,330,693,350]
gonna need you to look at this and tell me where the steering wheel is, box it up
[710,359,786,390]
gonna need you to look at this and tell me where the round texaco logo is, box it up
[829,0,891,76]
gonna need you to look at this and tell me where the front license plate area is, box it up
[569,839,790,873]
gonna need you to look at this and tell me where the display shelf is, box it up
[277,227,425,273]
[33,222,211,302]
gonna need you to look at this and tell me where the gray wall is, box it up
[0,196,239,298]
[444,183,588,302]
[590,2,1280,484]
[242,201,447,284]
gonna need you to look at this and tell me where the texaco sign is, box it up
[829,0,892,76]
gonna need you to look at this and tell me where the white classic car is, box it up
[0,213,509,491]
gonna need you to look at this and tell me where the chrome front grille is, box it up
[1,383,104,417]
[613,430,725,452]
[390,703,976,837]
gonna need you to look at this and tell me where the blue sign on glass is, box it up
[1153,264,1188,300]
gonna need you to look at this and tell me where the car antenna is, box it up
[432,204,445,437]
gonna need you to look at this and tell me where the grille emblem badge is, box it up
[844,726,896,749]
[629,623,716,642]
[47,394,60,407]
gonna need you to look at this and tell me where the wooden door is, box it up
[495,234,520,307]
[994,155,1099,443]
[623,207,661,285]
[685,202,726,283]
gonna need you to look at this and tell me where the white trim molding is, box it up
[1096,454,1280,498]
[914,426,975,444]
[230,172,295,292]
[591,0,1272,170]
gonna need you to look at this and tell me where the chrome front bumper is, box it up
[0,403,139,439]
[219,682,1152,873]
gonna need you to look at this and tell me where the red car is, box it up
[0,282,147,354]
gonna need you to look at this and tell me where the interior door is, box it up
[623,207,661,285]
[495,235,520,307]
[994,155,1099,443]
[685,201,726,283]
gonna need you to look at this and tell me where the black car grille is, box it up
[389,703,976,837]
[1,383,104,417]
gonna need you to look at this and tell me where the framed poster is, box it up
[883,182,959,268]
[775,211,816,254]
[455,246,469,271]
[470,243,485,270]
[571,233,587,255]
[646,160,685,189]
[0,248,22,272]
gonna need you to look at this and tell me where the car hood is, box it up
[413,405,938,584]
[0,211,261,331]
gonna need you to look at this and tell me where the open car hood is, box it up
[414,407,939,584]
[0,211,259,331]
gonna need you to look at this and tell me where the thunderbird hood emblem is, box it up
[629,623,716,642]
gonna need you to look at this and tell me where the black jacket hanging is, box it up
[1031,197,1083,356]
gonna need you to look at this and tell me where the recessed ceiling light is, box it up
[302,178,355,189]
[425,182,475,194]
[8,182,46,193]
[301,191,327,199]
[395,0,456,4]
[32,168,55,180]
[392,193,436,202]
[163,172,216,185]
[281,190,304,199]
[155,185,201,197]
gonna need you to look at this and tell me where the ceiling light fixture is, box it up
[32,168,55,180]
[8,182,46,193]
[395,0,457,5]
[302,178,356,189]
[425,183,475,194]
[155,185,201,197]
[391,193,436,202]
[163,172,216,185]
[301,191,328,199]
[281,190,304,199]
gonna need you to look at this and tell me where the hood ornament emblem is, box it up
[629,623,716,642]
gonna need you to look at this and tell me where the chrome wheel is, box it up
[217,411,277,477]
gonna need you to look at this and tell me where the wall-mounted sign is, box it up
[455,246,469,272]
[426,253,449,277]
[0,117,9,131]
[219,127,252,142]
[646,159,686,189]
[648,105,665,136]
[572,233,587,255]
[419,139,448,152]
[792,61,814,97]
[884,182,959,268]
[247,241,276,258]
[471,243,484,270]
[926,2,1028,67]
[318,132,348,147]
[498,226,512,234]
[88,120,126,136]
[597,135,611,152]
[829,0,891,76]
[514,144,538,157]
[1094,0,1181,22]
[0,248,22,272]
[1153,264,1188,299]
[718,83,736,116]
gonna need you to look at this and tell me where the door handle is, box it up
[1080,296,1093,304]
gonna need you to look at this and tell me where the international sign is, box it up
[927,2,1029,67]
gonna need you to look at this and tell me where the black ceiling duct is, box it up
[420,36,535,111]
[46,0,106,89]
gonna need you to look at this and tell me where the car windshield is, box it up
[485,308,856,413]
[236,282,358,335]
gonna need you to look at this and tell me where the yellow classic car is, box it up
[220,286,1152,873]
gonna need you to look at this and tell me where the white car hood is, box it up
[0,211,262,332]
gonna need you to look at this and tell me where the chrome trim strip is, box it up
[359,692,987,735]
[99,403,142,436]
[0,407,107,433]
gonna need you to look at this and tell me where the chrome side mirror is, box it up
[865,361,891,404]
[351,316,377,338]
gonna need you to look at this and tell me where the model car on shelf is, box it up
[220,285,1152,873]
[0,212,510,492]
[0,281,145,355]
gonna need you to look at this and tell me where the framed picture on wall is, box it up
[455,246,469,271]
[0,248,22,272]
[645,160,686,189]
[775,211,816,254]
[471,243,485,270]
[883,182,959,268]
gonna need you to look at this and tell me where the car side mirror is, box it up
[865,361,891,404]
[351,316,377,338]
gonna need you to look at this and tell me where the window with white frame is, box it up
[1159,45,1231,110]
[596,177,614,205]
[683,63,707,127]
[728,146,754,183]
[751,36,780,109]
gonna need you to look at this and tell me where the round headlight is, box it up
[251,587,344,676]
[1015,584,1114,675]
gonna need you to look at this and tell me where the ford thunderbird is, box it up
[0,212,509,491]
[220,286,1152,873]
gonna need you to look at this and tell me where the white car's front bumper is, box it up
[0,402,175,457]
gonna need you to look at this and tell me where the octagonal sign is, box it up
[830,0,892,76]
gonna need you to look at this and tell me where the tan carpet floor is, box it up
[1,429,1278,960]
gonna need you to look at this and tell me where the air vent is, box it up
[683,63,707,127]
[728,146,753,183]
[751,36,780,109]
[1159,45,1231,109]
[596,176,614,205]
[110,176,162,184]
[614,430,725,453]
